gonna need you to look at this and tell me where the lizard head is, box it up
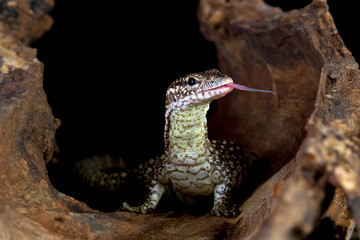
[165,69,276,109]
[165,69,234,107]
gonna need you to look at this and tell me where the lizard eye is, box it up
[188,77,198,86]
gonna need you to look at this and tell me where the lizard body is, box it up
[75,69,274,217]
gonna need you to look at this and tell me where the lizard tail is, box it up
[73,155,129,192]
[73,154,164,192]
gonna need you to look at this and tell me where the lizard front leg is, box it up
[122,179,165,214]
[210,175,240,217]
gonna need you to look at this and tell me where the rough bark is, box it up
[1,0,359,239]
[199,0,360,239]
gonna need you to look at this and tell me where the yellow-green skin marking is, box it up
[75,69,253,217]
[122,69,246,217]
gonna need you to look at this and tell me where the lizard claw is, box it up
[210,203,240,218]
[120,202,152,214]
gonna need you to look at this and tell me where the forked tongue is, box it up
[227,83,277,94]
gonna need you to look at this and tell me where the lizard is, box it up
[74,69,276,217]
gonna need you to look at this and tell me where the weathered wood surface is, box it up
[199,0,360,238]
[0,0,359,239]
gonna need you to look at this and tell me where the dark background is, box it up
[31,0,360,197]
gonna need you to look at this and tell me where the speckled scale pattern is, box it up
[74,154,164,192]
[210,139,245,187]
[119,139,247,217]
[75,69,254,217]
[74,155,128,192]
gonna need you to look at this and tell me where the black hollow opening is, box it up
[264,0,313,11]
[31,0,217,212]
[31,0,359,214]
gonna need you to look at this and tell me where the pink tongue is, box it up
[226,83,277,94]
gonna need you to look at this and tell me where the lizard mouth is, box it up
[200,78,234,93]
[200,80,277,95]
[204,84,233,92]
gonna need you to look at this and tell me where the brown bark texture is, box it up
[0,0,359,239]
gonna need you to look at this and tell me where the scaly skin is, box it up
[75,69,270,217]
[121,69,247,217]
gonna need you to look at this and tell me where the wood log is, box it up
[199,0,360,239]
[1,0,359,239]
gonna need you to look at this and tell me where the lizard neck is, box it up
[164,102,211,165]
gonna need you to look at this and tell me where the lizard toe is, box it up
[210,204,240,218]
